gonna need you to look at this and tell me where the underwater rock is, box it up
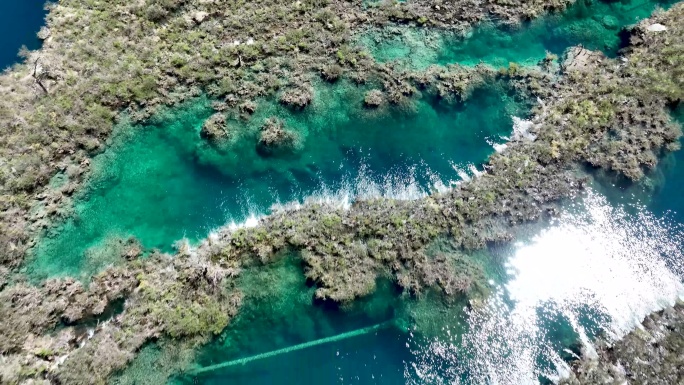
[363,89,384,107]
[0,252,242,384]
[257,118,298,156]
[200,112,228,143]
[601,15,619,30]
[279,87,313,109]
[239,100,257,115]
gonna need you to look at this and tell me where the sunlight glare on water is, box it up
[407,190,684,384]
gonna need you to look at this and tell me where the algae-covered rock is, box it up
[279,87,313,109]
[364,89,385,108]
[200,113,229,143]
[560,303,684,385]
[257,118,298,156]
[601,15,619,30]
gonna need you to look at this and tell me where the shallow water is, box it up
[14,0,684,383]
[362,0,678,68]
[29,81,526,279]
[0,0,46,70]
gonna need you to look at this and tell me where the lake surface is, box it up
[7,0,683,383]
[159,108,684,385]
[29,80,527,279]
[0,0,47,70]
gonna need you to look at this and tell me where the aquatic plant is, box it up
[0,251,241,384]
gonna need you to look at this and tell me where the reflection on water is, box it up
[408,191,684,384]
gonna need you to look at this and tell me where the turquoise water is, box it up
[170,256,410,385]
[30,81,527,279]
[175,184,684,385]
[177,13,684,385]
[0,0,47,69]
[148,247,492,385]
[362,0,678,68]
[13,0,683,383]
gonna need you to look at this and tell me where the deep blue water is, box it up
[0,0,47,70]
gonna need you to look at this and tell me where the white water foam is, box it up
[267,160,466,215]
[487,115,537,154]
[406,190,684,385]
[196,160,465,247]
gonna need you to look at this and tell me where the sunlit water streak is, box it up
[407,190,684,384]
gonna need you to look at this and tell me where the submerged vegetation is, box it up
[0,0,682,383]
